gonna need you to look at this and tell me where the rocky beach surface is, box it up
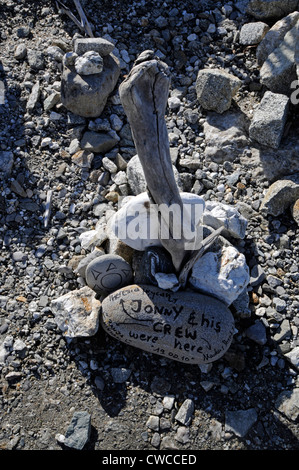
[0,0,299,451]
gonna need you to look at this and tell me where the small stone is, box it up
[81,131,118,153]
[146,415,159,431]
[85,254,133,295]
[74,37,115,57]
[101,284,235,365]
[195,68,242,114]
[27,49,45,70]
[239,22,269,45]
[225,408,258,437]
[284,346,299,369]
[250,264,266,286]
[175,426,190,444]
[275,389,299,421]
[63,411,91,450]
[175,399,194,426]
[245,320,267,345]
[0,151,14,176]
[260,178,299,216]
[14,43,27,60]
[110,367,132,383]
[26,81,40,112]
[154,273,180,291]
[272,297,287,312]
[291,199,299,224]
[51,286,101,338]
[74,51,104,76]
[249,91,289,148]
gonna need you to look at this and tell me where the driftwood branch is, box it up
[119,52,188,272]
[55,0,94,37]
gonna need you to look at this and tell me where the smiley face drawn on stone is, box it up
[86,254,133,294]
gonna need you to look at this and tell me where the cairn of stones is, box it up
[53,45,251,366]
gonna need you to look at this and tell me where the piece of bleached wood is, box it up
[119,52,187,272]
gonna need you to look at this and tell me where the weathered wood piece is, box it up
[56,0,94,37]
[101,284,235,365]
[119,52,188,272]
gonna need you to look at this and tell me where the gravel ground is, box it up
[0,0,298,452]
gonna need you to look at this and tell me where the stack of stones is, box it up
[61,37,121,118]
[52,182,250,366]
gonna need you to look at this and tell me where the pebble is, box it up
[175,399,194,426]
[63,411,91,450]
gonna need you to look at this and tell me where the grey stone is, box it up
[260,24,298,95]
[250,264,266,286]
[256,12,299,65]
[74,37,115,57]
[225,408,258,437]
[239,22,269,45]
[275,389,299,421]
[175,399,194,426]
[203,111,249,163]
[202,200,248,239]
[110,367,132,383]
[249,91,289,149]
[14,43,27,60]
[284,346,299,369]
[74,51,103,76]
[64,411,91,450]
[260,178,299,216]
[85,254,133,295]
[61,53,120,118]
[245,320,267,345]
[81,131,118,153]
[247,0,299,20]
[27,49,45,70]
[26,81,40,112]
[100,284,236,365]
[75,248,105,278]
[195,68,242,114]
[0,151,14,176]
[51,286,101,338]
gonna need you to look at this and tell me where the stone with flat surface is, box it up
[101,284,235,365]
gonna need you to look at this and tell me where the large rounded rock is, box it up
[101,284,235,365]
[61,53,120,118]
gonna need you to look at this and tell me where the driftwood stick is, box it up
[119,52,188,272]
[55,0,94,37]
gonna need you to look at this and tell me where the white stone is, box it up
[51,286,101,338]
[189,245,250,306]
[202,200,248,239]
[74,51,103,76]
[108,191,205,252]
[154,272,180,291]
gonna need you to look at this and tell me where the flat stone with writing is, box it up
[101,284,235,365]
[86,254,133,295]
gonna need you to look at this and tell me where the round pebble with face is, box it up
[85,254,133,295]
